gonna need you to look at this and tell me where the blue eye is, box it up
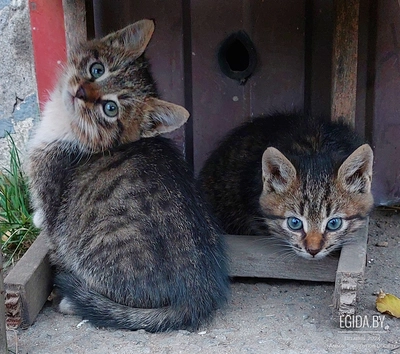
[103,101,118,117]
[326,217,343,231]
[90,62,105,79]
[287,217,303,231]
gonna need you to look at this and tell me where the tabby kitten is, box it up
[198,112,373,260]
[26,19,229,332]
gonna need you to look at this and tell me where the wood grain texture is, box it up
[4,233,52,328]
[225,235,339,282]
[0,252,7,354]
[333,221,368,315]
[62,0,88,54]
[331,0,360,126]
[2,222,368,329]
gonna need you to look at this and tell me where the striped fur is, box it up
[26,20,229,332]
[198,112,374,260]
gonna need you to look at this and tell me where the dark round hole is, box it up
[218,31,257,84]
[225,39,250,72]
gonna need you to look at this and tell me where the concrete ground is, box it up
[6,208,400,354]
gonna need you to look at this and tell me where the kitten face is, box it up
[260,144,374,260]
[53,19,188,152]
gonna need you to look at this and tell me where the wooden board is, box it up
[225,235,338,282]
[0,252,7,354]
[333,222,369,316]
[227,220,369,315]
[190,0,306,174]
[4,233,52,329]
[369,0,400,204]
[62,0,89,54]
[2,220,368,328]
[331,0,360,125]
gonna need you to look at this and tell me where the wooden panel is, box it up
[190,0,249,173]
[62,0,89,54]
[0,252,7,353]
[92,0,186,151]
[226,235,338,281]
[4,233,52,328]
[333,222,368,315]
[249,1,305,116]
[227,220,368,289]
[308,0,334,117]
[191,0,305,173]
[370,0,400,205]
[331,0,360,126]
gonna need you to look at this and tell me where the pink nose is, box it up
[306,247,321,257]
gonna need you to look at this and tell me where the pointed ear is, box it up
[103,19,155,56]
[262,147,297,193]
[337,144,373,194]
[140,98,190,137]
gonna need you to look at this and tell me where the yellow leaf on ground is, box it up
[376,290,400,318]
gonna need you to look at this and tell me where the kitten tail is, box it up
[55,271,227,333]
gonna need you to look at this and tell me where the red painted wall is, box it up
[28,0,67,108]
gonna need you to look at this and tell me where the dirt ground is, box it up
[6,208,400,354]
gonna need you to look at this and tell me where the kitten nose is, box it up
[306,247,321,257]
[304,231,323,257]
[75,82,100,103]
[75,86,87,101]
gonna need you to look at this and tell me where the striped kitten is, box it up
[198,112,374,260]
[26,19,229,332]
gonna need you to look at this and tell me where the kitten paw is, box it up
[32,209,44,228]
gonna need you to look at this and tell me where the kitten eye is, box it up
[287,217,303,231]
[103,101,118,117]
[326,217,343,231]
[90,62,105,79]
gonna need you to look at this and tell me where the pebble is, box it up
[376,241,389,247]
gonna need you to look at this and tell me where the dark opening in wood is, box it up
[218,31,257,85]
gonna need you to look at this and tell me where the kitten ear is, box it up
[262,147,297,193]
[103,19,155,56]
[140,98,190,137]
[337,144,373,194]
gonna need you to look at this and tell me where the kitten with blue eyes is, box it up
[26,19,229,332]
[198,112,374,260]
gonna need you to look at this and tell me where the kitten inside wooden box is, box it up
[198,113,373,260]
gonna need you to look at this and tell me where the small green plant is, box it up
[0,134,39,268]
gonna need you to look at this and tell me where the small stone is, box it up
[375,241,388,247]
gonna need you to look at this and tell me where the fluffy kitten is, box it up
[26,19,229,332]
[198,112,374,260]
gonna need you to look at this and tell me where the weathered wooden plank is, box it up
[225,235,339,282]
[333,221,368,316]
[331,0,360,126]
[62,0,88,54]
[2,223,367,328]
[4,233,52,328]
[0,252,7,354]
